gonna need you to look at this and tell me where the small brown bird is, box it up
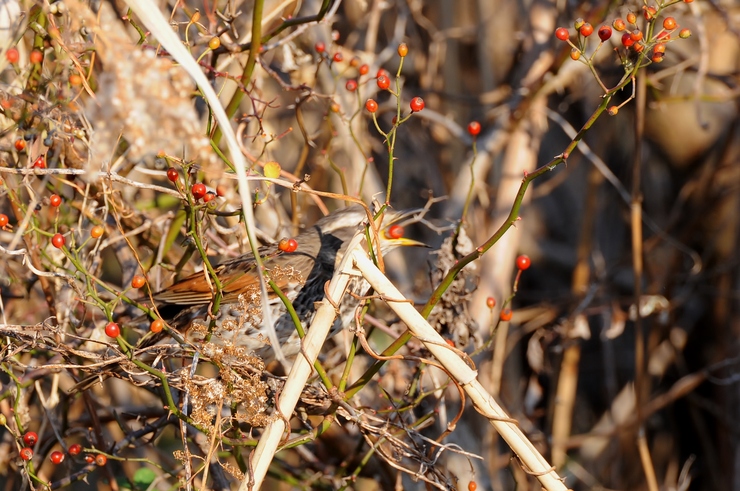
[146,205,423,363]
[71,205,422,392]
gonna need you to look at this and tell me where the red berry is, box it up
[20,447,33,461]
[203,192,216,203]
[409,96,424,112]
[653,43,666,54]
[579,23,594,37]
[630,29,643,42]
[621,33,635,47]
[516,254,531,270]
[49,194,62,207]
[5,47,19,63]
[131,275,146,289]
[365,99,378,113]
[598,25,612,41]
[29,49,43,64]
[376,68,390,79]
[332,52,343,63]
[191,183,206,200]
[397,43,408,57]
[95,454,107,466]
[0,214,8,227]
[51,233,65,249]
[33,155,46,169]
[314,42,325,54]
[14,139,26,151]
[613,18,626,32]
[278,238,298,252]
[555,27,569,41]
[499,308,513,321]
[150,319,164,333]
[68,444,82,455]
[359,64,369,75]
[467,121,481,136]
[345,79,358,91]
[166,168,178,182]
[104,322,120,338]
[90,225,104,238]
[50,451,65,464]
[663,17,677,30]
[23,431,38,446]
[376,74,390,90]
[386,224,404,239]
[486,297,496,309]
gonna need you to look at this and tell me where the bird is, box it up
[145,204,424,364]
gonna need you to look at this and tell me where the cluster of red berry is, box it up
[14,428,107,467]
[483,255,531,322]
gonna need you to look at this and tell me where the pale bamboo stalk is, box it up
[352,250,568,491]
[242,234,362,490]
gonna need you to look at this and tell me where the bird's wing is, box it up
[152,250,312,306]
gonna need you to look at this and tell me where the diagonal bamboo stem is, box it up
[351,250,568,491]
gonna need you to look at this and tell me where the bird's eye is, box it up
[385,224,404,239]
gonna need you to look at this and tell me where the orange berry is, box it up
[345,79,358,91]
[377,74,390,90]
[14,139,26,151]
[626,12,637,24]
[150,319,164,333]
[386,224,404,239]
[29,49,43,64]
[500,308,513,321]
[278,238,298,252]
[486,297,496,309]
[612,18,626,32]
[663,17,677,30]
[69,73,83,86]
[607,106,619,116]
[359,64,369,75]
[468,481,478,491]
[555,27,569,41]
[643,6,657,20]
[95,454,107,466]
[679,28,691,38]
[131,275,146,289]
[49,194,62,207]
[5,46,19,63]
[579,23,594,37]
[570,48,581,60]
[0,214,8,227]
[90,225,104,238]
[208,36,221,50]
[409,96,424,112]
[630,29,643,42]
[397,43,408,57]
